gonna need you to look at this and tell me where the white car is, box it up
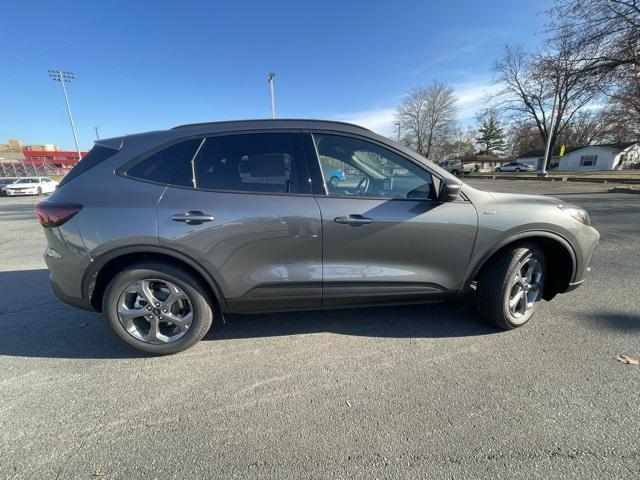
[4,177,59,196]
[495,162,536,172]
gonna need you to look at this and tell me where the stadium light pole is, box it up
[268,72,276,119]
[48,69,82,161]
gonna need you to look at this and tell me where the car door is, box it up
[303,132,477,307]
[155,131,322,312]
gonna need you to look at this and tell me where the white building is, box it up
[516,142,640,171]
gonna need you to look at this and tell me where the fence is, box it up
[0,161,66,178]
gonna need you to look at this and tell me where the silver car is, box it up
[36,120,599,354]
[495,162,536,172]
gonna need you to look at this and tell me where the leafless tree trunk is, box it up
[395,82,457,160]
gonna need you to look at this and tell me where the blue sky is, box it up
[1,0,549,151]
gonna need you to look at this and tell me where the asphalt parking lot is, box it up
[1,179,639,479]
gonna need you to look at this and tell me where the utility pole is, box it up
[268,72,276,119]
[94,126,100,141]
[541,89,559,177]
[48,70,82,160]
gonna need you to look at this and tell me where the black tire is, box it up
[495,168,501,172]
[36,187,43,195]
[451,169,459,176]
[329,176,339,187]
[103,261,213,354]
[515,168,521,172]
[476,243,546,330]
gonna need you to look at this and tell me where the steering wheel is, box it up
[356,176,369,195]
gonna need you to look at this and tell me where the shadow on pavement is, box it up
[0,269,499,359]
[584,310,640,332]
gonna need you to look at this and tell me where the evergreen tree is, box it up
[476,109,506,156]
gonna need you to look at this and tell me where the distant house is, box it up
[516,142,640,171]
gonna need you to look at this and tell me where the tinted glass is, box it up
[127,139,199,185]
[313,134,435,200]
[58,145,118,187]
[193,133,297,193]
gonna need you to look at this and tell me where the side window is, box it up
[127,139,200,185]
[193,133,297,193]
[313,134,435,200]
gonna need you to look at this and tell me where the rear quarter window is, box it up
[126,139,200,185]
[58,145,119,187]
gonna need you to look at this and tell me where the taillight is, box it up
[35,200,83,228]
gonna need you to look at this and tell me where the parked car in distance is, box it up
[495,162,536,172]
[36,119,599,354]
[439,159,472,176]
[0,178,18,195]
[4,177,58,196]
[326,168,346,186]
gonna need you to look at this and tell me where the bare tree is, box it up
[435,126,476,162]
[549,0,640,73]
[395,82,457,159]
[504,120,545,158]
[557,109,616,146]
[495,39,604,170]
[547,1,640,140]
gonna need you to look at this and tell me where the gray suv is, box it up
[36,120,599,354]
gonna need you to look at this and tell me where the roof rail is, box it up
[171,118,372,132]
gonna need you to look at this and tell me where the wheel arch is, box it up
[466,231,577,300]
[83,245,227,312]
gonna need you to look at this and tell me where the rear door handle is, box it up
[171,211,215,225]
[334,214,373,226]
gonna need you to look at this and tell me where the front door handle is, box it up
[334,214,373,226]
[171,211,215,225]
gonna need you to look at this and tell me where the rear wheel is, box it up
[103,261,213,354]
[515,168,521,172]
[451,169,459,176]
[36,186,42,195]
[495,168,501,172]
[476,243,546,329]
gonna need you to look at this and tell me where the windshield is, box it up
[15,178,38,184]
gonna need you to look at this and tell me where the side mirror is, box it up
[439,178,462,202]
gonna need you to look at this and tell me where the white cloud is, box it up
[452,78,503,120]
[333,77,503,134]
[334,107,398,137]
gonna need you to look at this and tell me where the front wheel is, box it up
[451,169,459,176]
[515,168,521,172]
[103,261,214,354]
[476,243,546,329]
[495,168,501,172]
[36,187,43,195]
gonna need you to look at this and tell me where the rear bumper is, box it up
[50,274,94,311]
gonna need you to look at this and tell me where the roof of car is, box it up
[171,118,373,133]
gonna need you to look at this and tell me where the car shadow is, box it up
[0,269,500,360]
[583,310,640,333]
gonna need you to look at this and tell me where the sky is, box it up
[1,0,550,151]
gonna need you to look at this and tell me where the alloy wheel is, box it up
[508,257,543,321]
[117,279,193,344]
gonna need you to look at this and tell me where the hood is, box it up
[486,190,562,206]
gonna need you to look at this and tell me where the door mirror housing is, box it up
[439,178,462,202]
